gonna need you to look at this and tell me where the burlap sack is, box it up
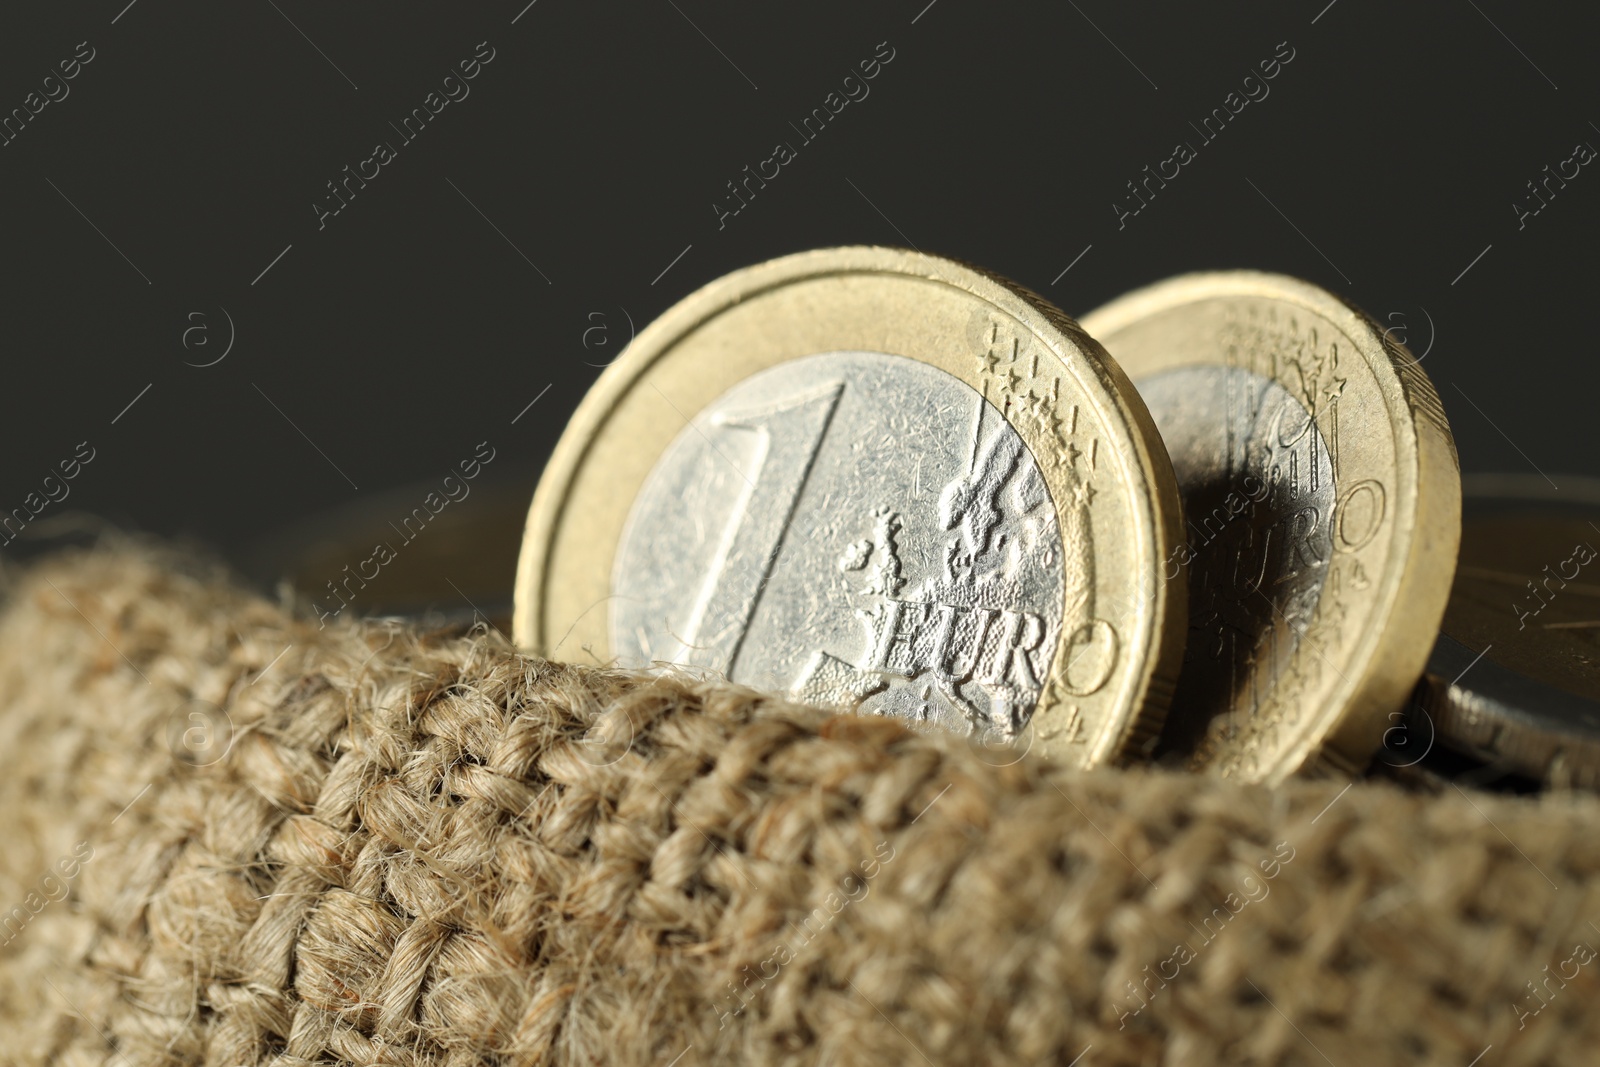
[1,541,1597,1066]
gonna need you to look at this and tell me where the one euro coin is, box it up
[1080,271,1461,783]
[515,247,1187,766]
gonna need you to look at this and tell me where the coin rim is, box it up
[1079,270,1461,783]
[513,245,1189,766]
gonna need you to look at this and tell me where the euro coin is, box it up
[1414,475,1600,790]
[1079,271,1461,783]
[515,247,1187,766]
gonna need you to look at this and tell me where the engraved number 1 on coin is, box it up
[670,380,845,674]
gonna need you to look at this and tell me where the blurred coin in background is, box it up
[1081,271,1460,784]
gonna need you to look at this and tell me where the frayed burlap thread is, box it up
[2,543,1599,1066]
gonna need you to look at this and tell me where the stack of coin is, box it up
[507,247,1587,791]
[1406,475,1600,790]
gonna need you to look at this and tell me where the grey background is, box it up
[1,0,1593,596]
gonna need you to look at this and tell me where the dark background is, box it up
[2,0,1595,610]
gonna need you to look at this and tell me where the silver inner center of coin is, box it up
[1137,364,1335,751]
[612,350,1069,738]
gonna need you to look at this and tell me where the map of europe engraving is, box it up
[612,350,1099,739]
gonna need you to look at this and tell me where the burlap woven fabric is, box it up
[1,543,1598,1066]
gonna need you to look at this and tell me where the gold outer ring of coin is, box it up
[514,246,1188,767]
[1080,271,1461,784]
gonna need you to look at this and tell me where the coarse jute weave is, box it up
[1,541,1599,1066]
